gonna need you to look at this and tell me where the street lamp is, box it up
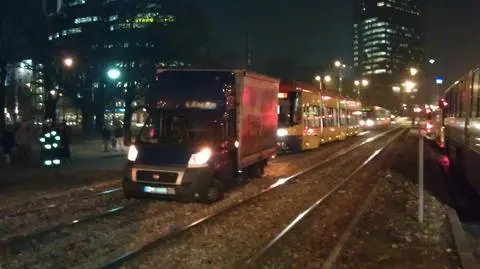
[410,67,418,76]
[429,59,436,64]
[324,75,332,83]
[354,79,369,102]
[63,57,73,67]
[403,80,416,92]
[315,75,324,90]
[392,86,401,93]
[334,60,346,127]
[107,68,121,80]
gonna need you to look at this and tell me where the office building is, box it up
[353,0,425,109]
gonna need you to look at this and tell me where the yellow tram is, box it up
[277,81,362,152]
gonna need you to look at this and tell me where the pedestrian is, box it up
[114,124,124,152]
[101,125,111,152]
[58,122,71,161]
[1,125,16,164]
[15,120,31,160]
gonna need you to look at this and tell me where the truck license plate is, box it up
[143,186,175,194]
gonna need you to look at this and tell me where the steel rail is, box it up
[237,128,407,268]
[95,128,401,269]
[2,187,122,218]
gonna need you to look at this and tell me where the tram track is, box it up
[92,128,403,269]
[237,129,406,269]
[0,128,398,269]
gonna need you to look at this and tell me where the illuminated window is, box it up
[62,28,81,36]
[74,16,99,24]
[373,69,387,74]
[66,0,85,7]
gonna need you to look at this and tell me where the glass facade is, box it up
[353,0,424,77]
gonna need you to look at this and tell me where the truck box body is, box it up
[235,72,279,169]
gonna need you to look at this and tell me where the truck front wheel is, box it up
[200,179,224,204]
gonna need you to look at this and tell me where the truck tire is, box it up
[249,162,264,178]
[200,179,224,204]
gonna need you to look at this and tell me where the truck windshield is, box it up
[138,113,221,145]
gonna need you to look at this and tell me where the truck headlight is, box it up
[127,145,138,161]
[188,147,212,168]
[366,119,374,127]
[277,128,288,137]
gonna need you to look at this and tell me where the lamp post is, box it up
[354,79,369,102]
[61,57,74,121]
[106,68,121,121]
[315,75,325,130]
[334,60,346,127]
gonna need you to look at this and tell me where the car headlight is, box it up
[366,119,374,127]
[277,128,288,137]
[127,145,138,161]
[359,120,365,126]
[188,147,212,168]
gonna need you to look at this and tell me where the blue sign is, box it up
[435,77,444,85]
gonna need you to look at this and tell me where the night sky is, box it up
[200,0,480,84]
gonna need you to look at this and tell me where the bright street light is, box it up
[324,75,332,82]
[107,68,121,80]
[63,57,73,67]
[315,75,321,82]
[361,79,369,87]
[392,86,401,93]
[409,67,418,76]
[429,59,436,64]
[354,80,360,86]
[403,80,416,91]
[334,60,341,68]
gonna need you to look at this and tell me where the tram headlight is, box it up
[277,128,288,137]
[366,119,374,127]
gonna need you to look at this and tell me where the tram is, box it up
[442,66,480,195]
[276,81,362,152]
[359,106,391,129]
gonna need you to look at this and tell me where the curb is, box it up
[447,207,478,269]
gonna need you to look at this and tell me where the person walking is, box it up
[101,125,111,152]
[114,124,124,152]
[15,120,31,160]
[1,125,16,164]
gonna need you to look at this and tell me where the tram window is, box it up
[312,106,320,128]
[292,93,302,124]
[303,106,314,129]
[324,107,334,127]
[340,108,347,126]
[473,71,480,118]
[457,82,464,117]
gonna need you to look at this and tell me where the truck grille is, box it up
[136,171,178,184]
